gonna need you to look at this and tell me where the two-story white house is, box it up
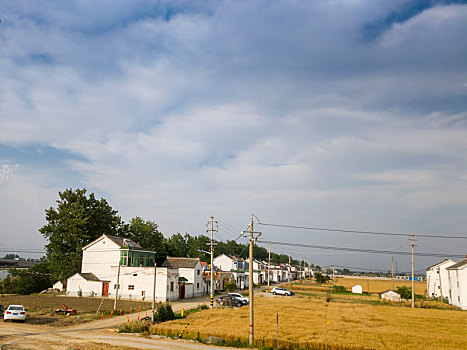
[66,234,179,301]
[162,257,205,299]
[426,259,456,299]
[213,254,249,289]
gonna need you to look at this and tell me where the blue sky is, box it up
[1,0,467,271]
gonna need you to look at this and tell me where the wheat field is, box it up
[151,289,466,349]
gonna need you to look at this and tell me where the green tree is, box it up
[3,254,19,260]
[315,272,329,285]
[9,262,53,295]
[396,286,412,299]
[40,188,125,280]
[224,281,237,293]
[165,233,190,258]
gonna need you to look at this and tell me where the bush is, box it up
[315,272,329,285]
[332,285,347,293]
[154,303,175,322]
[396,286,412,300]
[224,281,237,293]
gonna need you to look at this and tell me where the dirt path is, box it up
[0,295,244,350]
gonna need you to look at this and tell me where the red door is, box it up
[102,282,109,296]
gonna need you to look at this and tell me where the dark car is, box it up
[216,295,248,307]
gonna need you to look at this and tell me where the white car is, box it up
[3,305,26,322]
[271,287,294,296]
[228,292,250,303]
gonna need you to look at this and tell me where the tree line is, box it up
[2,188,302,295]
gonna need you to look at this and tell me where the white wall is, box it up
[447,267,467,310]
[109,266,179,301]
[426,260,455,299]
[81,236,120,280]
[67,274,103,297]
[214,255,234,271]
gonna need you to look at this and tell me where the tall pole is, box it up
[207,216,217,309]
[152,262,157,322]
[267,242,271,292]
[392,256,394,291]
[248,215,254,346]
[299,258,302,283]
[411,235,415,309]
[113,260,121,310]
[288,250,291,286]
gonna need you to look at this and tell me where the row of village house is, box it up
[59,235,310,301]
[57,235,467,310]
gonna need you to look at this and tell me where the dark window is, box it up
[128,285,134,290]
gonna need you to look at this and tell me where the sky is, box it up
[1,0,467,272]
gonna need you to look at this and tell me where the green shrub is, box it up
[332,285,347,293]
[224,281,237,293]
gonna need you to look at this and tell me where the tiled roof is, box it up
[106,235,143,249]
[446,259,467,270]
[162,257,201,268]
[79,272,101,282]
[425,259,455,271]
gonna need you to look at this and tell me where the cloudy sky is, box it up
[1,0,466,272]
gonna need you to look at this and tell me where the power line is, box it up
[256,221,467,239]
[258,239,466,259]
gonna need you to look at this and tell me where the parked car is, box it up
[228,292,250,303]
[271,287,294,296]
[3,305,26,322]
[216,295,248,307]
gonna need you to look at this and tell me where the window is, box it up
[170,282,174,292]
[197,270,200,275]
[133,273,138,276]
[128,285,135,290]
[114,284,120,289]
[141,291,145,296]
[197,283,200,289]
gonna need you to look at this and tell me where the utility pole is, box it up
[207,216,217,309]
[299,257,302,283]
[267,242,271,292]
[411,235,415,309]
[152,261,157,322]
[288,250,291,286]
[332,265,335,287]
[113,260,121,310]
[248,215,254,346]
[392,256,394,291]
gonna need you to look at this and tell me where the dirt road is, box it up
[0,296,243,350]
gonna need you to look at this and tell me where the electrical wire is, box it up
[256,221,467,239]
[257,239,466,259]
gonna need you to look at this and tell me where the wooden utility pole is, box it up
[299,257,302,283]
[392,256,394,291]
[248,215,254,346]
[113,261,121,310]
[152,262,157,322]
[288,250,291,286]
[411,235,415,309]
[267,242,271,292]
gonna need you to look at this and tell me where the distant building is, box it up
[381,290,401,302]
[352,284,363,294]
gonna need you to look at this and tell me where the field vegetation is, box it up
[0,294,153,326]
[150,281,465,349]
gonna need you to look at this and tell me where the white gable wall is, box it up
[447,267,467,310]
[67,273,104,297]
[426,260,455,299]
[82,236,121,280]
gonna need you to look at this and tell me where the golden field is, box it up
[332,277,426,295]
[151,284,466,350]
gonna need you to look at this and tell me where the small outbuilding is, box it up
[52,280,66,291]
[352,284,363,294]
[381,290,401,302]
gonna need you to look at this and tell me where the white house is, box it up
[162,257,205,298]
[213,254,249,289]
[66,234,177,301]
[52,280,66,291]
[67,272,110,297]
[381,290,401,302]
[426,259,456,299]
[446,259,467,310]
[352,284,363,294]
